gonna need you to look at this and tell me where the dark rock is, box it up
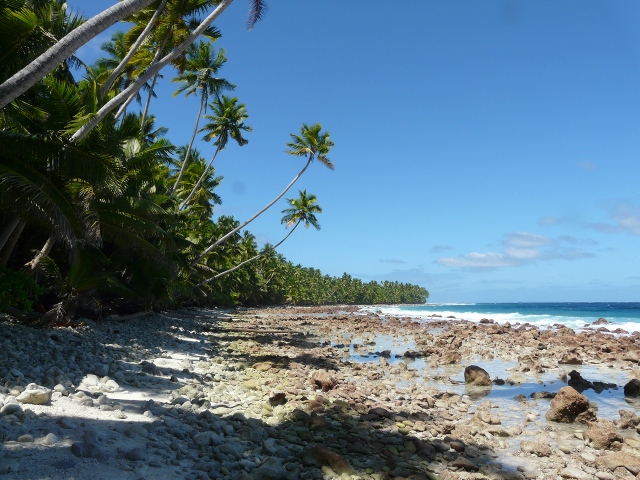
[568,370,617,393]
[624,378,640,397]
[592,318,610,325]
[530,391,556,400]
[464,365,492,387]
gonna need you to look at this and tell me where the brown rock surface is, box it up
[545,386,589,423]
[585,420,623,450]
[464,365,492,386]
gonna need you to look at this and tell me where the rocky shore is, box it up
[1,306,640,480]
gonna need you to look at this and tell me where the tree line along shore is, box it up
[0,1,428,324]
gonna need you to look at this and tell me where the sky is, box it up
[68,0,640,303]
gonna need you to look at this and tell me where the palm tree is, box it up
[170,40,234,195]
[100,0,169,97]
[199,190,321,285]
[179,95,250,210]
[0,0,271,110]
[192,122,333,266]
[69,0,234,142]
[0,0,159,109]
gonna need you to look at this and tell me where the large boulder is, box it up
[585,420,623,450]
[464,365,492,387]
[624,378,640,397]
[545,386,589,423]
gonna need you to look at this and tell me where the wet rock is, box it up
[530,391,555,400]
[125,447,148,461]
[464,365,492,387]
[624,378,640,397]
[568,370,617,393]
[592,318,610,325]
[545,386,589,423]
[585,420,623,450]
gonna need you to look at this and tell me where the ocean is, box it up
[370,302,640,334]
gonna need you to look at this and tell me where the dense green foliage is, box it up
[0,1,428,321]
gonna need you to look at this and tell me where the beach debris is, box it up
[585,420,623,450]
[545,386,590,423]
[464,365,492,386]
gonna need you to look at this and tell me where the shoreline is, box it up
[0,306,639,479]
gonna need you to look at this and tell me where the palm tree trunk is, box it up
[0,221,25,267]
[0,215,20,253]
[70,0,234,143]
[0,0,157,109]
[25,234,56,274]
[139,31,170,129]
[114,90,136,120]
[140,72,159,129]
[198,222,299,286]
[192,156,312,266]
[100,0,169,97]
[179,142,220,210]
[171,94,205,195]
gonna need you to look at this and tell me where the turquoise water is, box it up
[370,302,640,333]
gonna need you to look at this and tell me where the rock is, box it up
[560,466,592,479]
[451,456,478,471]
[624,378,640,397]
[192,431,223,447]
[253,361,274,372]
[585,420,623,449]
[520,440,552,457]
[617,409,640,429]
[464,365,492,386]
[253,457,286,479]
[545,386,589,423]
[592,318,610,325]
[596,451,640,475]
[310,371,337,391]
[125,447,148,461]
[303,446,355,475]
[16,383,52,405]
[568,370,617,393]
[560,355,582,365]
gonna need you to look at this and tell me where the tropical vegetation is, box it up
[0,0,428,323]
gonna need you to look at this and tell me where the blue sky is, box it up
[69,1,640,303]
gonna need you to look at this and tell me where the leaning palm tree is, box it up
[192,122,333,266]
[198,190,321,285]
[170,41,234,195]
[0,0,270,110]
[178,96,250,210]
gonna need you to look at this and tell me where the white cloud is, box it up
[435,231,593,271]
[587,202,640,236]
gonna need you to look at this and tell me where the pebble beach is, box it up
[1,306,640,480]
